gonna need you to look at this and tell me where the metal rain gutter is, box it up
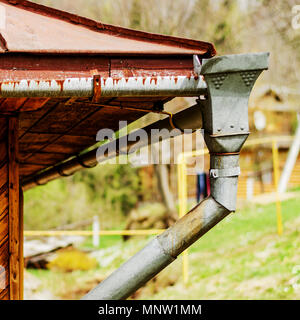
[0,75,207,98]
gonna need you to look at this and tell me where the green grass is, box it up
[26,197,300,300]
[79,235,123,249]
[190,198,300,254]
[143,198,300,300]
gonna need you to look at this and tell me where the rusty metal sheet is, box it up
[0,0,216,57]
[110,57,195,78]
[0,54,198,86]
[0,55,111,82]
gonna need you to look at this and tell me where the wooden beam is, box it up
[8,117,20,300]
[0,117,9,299]
[19,188,24,300]
[0,116,22,300]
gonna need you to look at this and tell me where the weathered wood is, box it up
[17,93,170,179]
[0,239,9,292]
[0,117,8,139]
[19,164,46,177]
[0,164,8,188]
[42,135,96,154]
[0,118,8,299]
[19,132,61,154]
[19,98,50,112]
[0,98,27,113]
[20,152,68,166]
[19,188,24,300]
[0,116,22,300]
[29,102,99,134]
[0,288,9,300]
[19,99,62,136]
[0,194,8,223]
[0,214,8,247]
[8,116,20,300]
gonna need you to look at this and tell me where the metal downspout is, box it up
[82,197,229,300]
[82,52,269,300]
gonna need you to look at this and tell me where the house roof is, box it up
[0,0,216,57]
[0,0,216,186]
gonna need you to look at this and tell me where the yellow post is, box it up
[177,154,189,286]
[272,140,283,235]
[24,229,166,237]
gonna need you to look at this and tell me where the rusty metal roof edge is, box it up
[0,0,216,57]
[1,50,209,56]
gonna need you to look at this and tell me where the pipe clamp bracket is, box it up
[92,74,101,103]
[210,167,240,178]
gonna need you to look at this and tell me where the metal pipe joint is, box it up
[209,154,240,211]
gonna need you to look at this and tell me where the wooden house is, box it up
[0,0,216,299]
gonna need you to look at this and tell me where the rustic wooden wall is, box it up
[0,116,22,300]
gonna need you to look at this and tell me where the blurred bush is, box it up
[47,249,98,272]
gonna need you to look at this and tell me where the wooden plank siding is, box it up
[0,116,22,300]
[17,98,155,179]
[0,117,9,298]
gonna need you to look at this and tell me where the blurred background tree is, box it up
[24,163,143,230]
